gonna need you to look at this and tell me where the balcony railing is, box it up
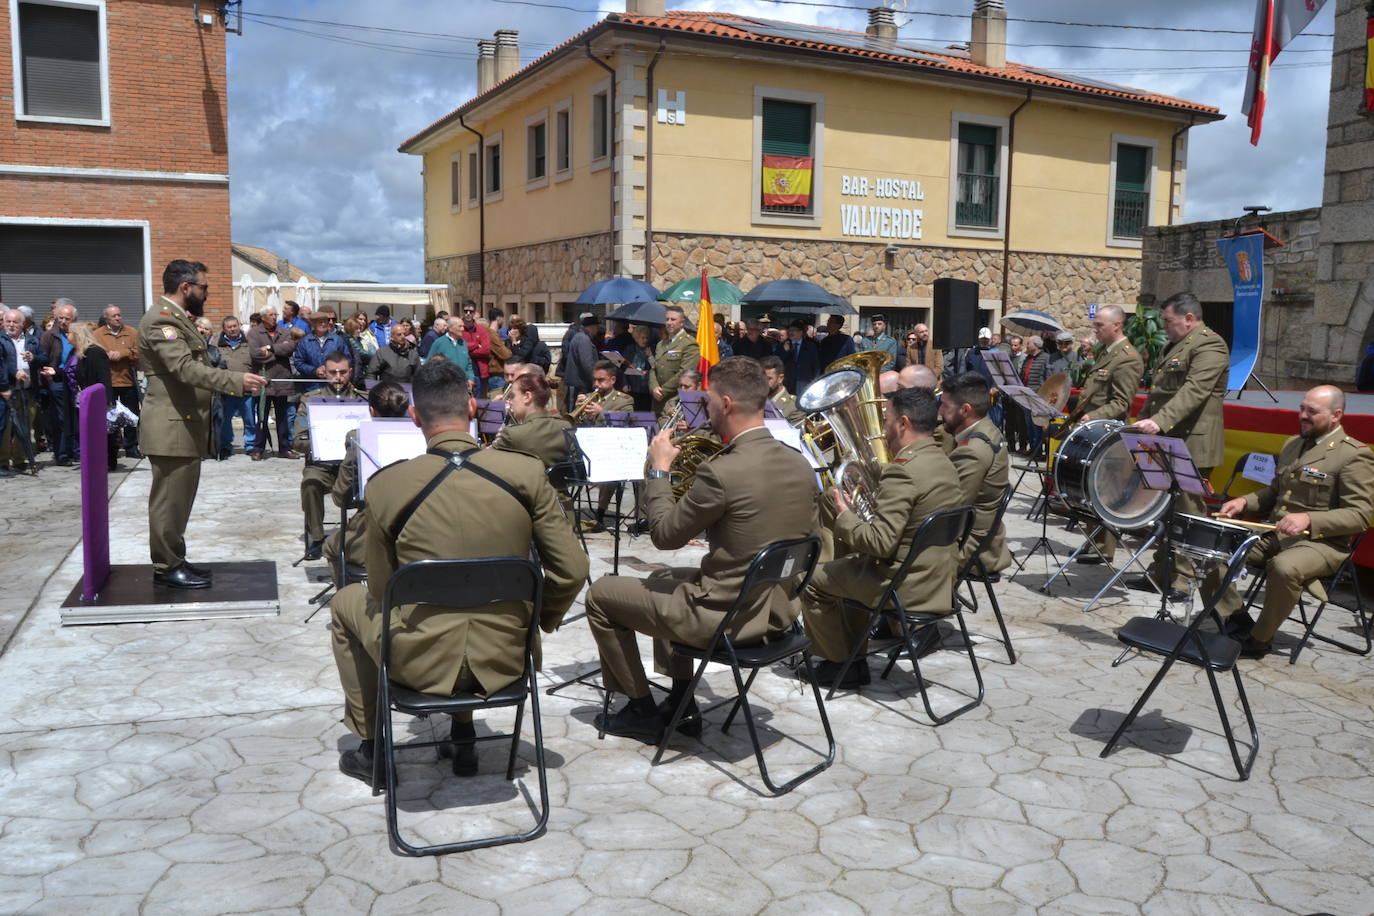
[1113,189,1149,239]
[955,174,998,228]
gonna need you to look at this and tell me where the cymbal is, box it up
[1032,372,1072,428]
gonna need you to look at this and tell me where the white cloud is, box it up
[227,0,1335,281]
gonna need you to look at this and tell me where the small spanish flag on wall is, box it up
[761,154,814,208]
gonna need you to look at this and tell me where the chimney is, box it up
[866,7,897,41]
[625,0,666,14]
[970,0,1007,69]
[494,29,519,84]
[477,39,495,94]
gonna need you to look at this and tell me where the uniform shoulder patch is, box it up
[163,328,178,340]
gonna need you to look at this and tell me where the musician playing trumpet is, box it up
[1205,385,1374,658]
[571,361,633,426]
[799,388,962,690]
[586,357,818,743]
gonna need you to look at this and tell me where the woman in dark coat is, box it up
[69,320,118,470]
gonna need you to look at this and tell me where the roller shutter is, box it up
[0,226,146,322]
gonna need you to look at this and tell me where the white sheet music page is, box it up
[575,428,649,482]
[307,401,372,462]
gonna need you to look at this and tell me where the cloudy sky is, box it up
[225,0,1337,282]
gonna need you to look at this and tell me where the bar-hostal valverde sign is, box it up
[839,174,924,240]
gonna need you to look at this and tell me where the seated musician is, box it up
[760,356,803,423]
[660,368,703,431]
[573,360,634,425]
[878,369,900,396]
[585,357,819,743]
[492,372,572,469]
[897,363,953,454]
[322,380,411,585]
[294,350,363,560]
[939,372,1012,579]
[488,361,524,400]
[329,359,588,783]
[1206,385,1374,658]
[799,387,962,689]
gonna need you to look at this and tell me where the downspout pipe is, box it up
[999,88,1032,319]
[586,42,617,277]
[458,113,485,302]
[644,39,666,282]
[1167,116,1195,226]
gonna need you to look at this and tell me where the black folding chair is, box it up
[1101,534,1262,780]
[650,536,834,796]
[828,506,983,725]
[374,557,548,856]
[955,487,1016,664]
[1239,531,1371,664]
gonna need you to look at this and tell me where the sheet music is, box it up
[1000,384,1061,419]
[767,422,822,469]
[358,418,427,491]
[306,400,371,462]
[575,427,649,482]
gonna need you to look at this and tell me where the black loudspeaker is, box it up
[932,278,980,351]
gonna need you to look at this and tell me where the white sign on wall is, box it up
[839,173,924,240]
[657,89,686,125]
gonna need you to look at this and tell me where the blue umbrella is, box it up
[1000,309,1064,335]
[576,277,661,306]
[742,279,856,315]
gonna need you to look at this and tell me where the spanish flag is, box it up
[762,154,813,208]
[695,270,719,388]
[1242,0,1330,145]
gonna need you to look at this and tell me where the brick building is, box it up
[0,0,231,323]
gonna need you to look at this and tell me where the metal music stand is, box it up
[474,399,507,442]
[1001,385,1068,584]
[1111,433,1208,666]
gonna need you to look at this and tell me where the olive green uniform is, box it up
[494,413,572,469]
[138,296,246,574]
[1204,425,1374,641]
[293,383,364,546]
[770,389,804,424]
[950,416,1012,574]
[586,427,818,697]
[330,429,588,740]
[323,430,367,578]
[803,437,962,662]
[651,329,699,416]
[574,389,633,426]
[1138,323,1229,588]
[1071,336,1144,556]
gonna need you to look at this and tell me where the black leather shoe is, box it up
[1124,575,1159,593]
[339,741,381,787]
[1238,635,1273,659]
[1223,610,1256,637]
[303,538,324,561]
[799,659,871,690]
[184,562,213,579]
[1076,555,1106,565]
[595,700,667,745]
[153,565,211,589]
[1165,589,1189,604]
[656,698,704,737]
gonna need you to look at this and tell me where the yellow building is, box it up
[400,2,1221,336]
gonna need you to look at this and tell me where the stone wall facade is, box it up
[425,232,612,317]
[1140,209,1322,388]
[649,232,1141,336]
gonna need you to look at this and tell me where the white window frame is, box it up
[589,78,611,173]
[947,111,1010,241]
[0,215,151,312]
[10,0,111,127]
[483,130,504,203]
[525,108,549,190]
[1106,133,1158,250]
[553,97,573,183]
[448,151,462,213]
[466,144,479,206]
[751,85,825,229]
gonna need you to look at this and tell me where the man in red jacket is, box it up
[457,299,510,398]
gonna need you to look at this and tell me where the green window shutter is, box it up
[762,100,812,157]
[1115,144,1149,192]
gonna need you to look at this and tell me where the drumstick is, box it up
[1210,514,1309,535]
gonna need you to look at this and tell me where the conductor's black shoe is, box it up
[799,659,871,690]
[1075,555,1106,565]
[595,701,667,745]
[303,538,324,561]
[1124,575,1160,593]
[153,564,211,589]
[1238,635,1273,659]
[1223,610,1256,637]
[339,741,381,787]
[184,562,213,579]
[656,698,704,737]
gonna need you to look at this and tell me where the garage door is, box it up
[0,225,146,323]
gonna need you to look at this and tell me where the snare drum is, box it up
[1168,513,1253,564]
[1053,419,1169,532]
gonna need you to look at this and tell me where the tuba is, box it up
[820,350,892,464]
[798,368,884,521]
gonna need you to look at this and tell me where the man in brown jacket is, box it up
[138,260,264,588]
[245,306,304,459]
[587,357,819,743]
[93,305,141,459]
[330,359,587,783]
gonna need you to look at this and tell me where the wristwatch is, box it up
[646,469,670,481]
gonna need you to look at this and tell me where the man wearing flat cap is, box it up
[1048,330,1082,378]
[859,313,900,371]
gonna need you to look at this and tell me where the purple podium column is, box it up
[78,384,111,601]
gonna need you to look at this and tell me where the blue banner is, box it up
[1216,232,1265,391]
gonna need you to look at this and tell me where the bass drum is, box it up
[1053,419,1168,532]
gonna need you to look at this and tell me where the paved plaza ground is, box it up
[1,453,1372,914]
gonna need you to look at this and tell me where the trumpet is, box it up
[569,389,606,423]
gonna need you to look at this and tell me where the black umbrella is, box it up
[742,279,856,315]
[605,300,695,330]
[576,277,661,306]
